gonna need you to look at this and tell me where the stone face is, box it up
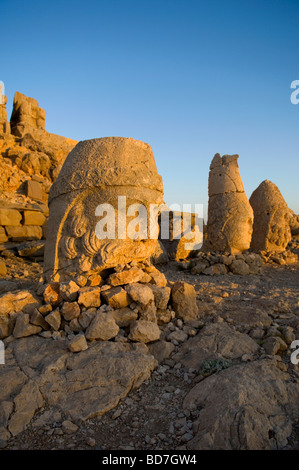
[85,312,119,341]
[207,154,253,254]
[171,281,198,321]
[250,180,292,253]
[129,320,161,343]
[44,137,164,282]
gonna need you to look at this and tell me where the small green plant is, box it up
[198,358,232,376]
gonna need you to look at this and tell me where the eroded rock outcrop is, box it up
[44,137,164,282]
[0,90,10,135]
[250,180,292,253]
[206,154,253,254]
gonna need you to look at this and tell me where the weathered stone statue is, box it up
[44,137,164,281]
[250,180,292,252]
[206,153,253,254]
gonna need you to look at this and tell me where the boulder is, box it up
[77,287,101,308]
[61,302,81,322]
[108,268,145,286]
[171,281,198,321]
[110,307,138,328]
[101,286,130,309]
[67,333,88,353]
[125,283,155,306]
[85,312,119,341]
[0,336,157,433]
[0,290,40,316]
[183,359,298,450]
[129,320,161,343]
[173,322,260,369]
[13,314,42,338]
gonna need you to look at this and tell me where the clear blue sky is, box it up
[1,0,299,220]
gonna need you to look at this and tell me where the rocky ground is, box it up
[1,253,298,451]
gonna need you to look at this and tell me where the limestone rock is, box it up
[262,336,288,355]
[67,333,88,353]
[250,180,292,253]
[207,154,253,254]
[173,323,260,369]
[129,320,161,343]
[77,287,101,308]
[13,314,42,338]
[5,225,42,241]
[29,309,49,330]
[61,302,81,322]
[23,210,46,226]
[60,281,80,302]
[0,316,11,338]
[43,283,62,306]
[0,336,157,430]
[171,281,198,321]
[45,309,61,331]
[85,311,119,341]
[101,286,130,309]
[10,92,46,137]
[203,263,228,276]
[148,285,171,310]
[108,268,144,286]
[229,259,250,275]
[0,290,40,316]
[183,359,298,450]
[78,309,96,330]
[125,283,155,306]
[0,92,10,134]
[44,137,164,282]
[110,308,138,328]
[147,340,175,363]
[17,240,45,258]
[0,260,7,276]
[0,208,22,226]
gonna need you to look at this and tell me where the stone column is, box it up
[206,153,253,254]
